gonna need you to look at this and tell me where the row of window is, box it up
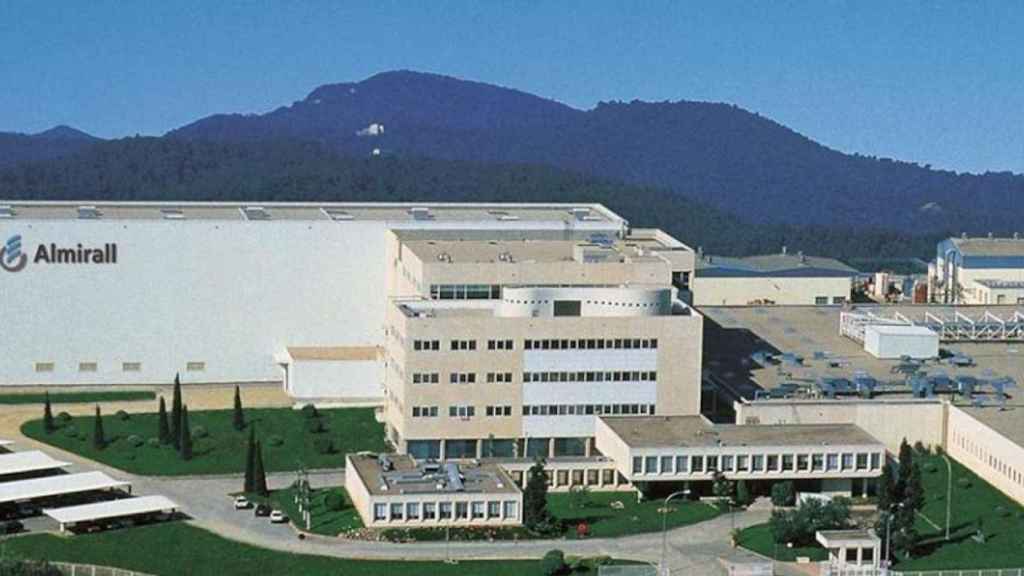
[412,373,440,384]
[429,284,502,301]
[34,361,205,373]
[523,403,656,416]
[524,338,658,351]
[412,340,441,351]
[373,499,518,522]
[523,370,657,383]
[814,296,847,305]
[631,451,882,476]
[450,340,477,351]
[488,372,514,384]
[485,405,513,417]
[953,429,1024,489]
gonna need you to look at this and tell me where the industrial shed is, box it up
[692,251,857,306]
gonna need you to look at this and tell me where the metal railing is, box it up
[51,561,155,576]
[894,570,1024,576]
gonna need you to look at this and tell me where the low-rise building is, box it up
[345,453,522,528]
[931,235,1024,304]
[692,251,856,306]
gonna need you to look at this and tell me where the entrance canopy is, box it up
[0,471,129,504]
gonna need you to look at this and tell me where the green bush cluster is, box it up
[769,498,851,547]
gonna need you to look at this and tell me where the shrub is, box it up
[771,481,795,507]
[116,410,130,421]
[193,426,209,439]
[306,417,326,434]
[63,426,79,438]
[147,437,161,448]
[125,434,144,448]
[300,404,319,419]
[957,478,972,489]
[913,440,928,455]
[995,505,1010,517]
[540,550,566,576]
[267,434,285,447]
[57,411,72,422]
[313,437,334,455]
[324,490,346,511]
[923,463,938,474]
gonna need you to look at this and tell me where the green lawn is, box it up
[548,491,721,538]
[2,522,619,576]
[896,453,1024,570]
[736,523,828,562]
[255,486,363,537]
[22,407,386,476]
[0,391,155,405]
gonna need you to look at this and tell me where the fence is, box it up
[51,561,155,576]
[894,570,1024,576]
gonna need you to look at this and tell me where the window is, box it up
[390,503,403,520]
[842,453,855,470]
[122,362,142,372]
[721,455,735,471]
[450,339,477,351]
[486,405,512,417]
[471,502,485,519]
[78,362,97,372]
[870,453,882,470]
[706,455,719,471]
[503,500,518,519]
[692,455,704,472]
[487,501,501,518]
[815,296,828,305]
[644,456,658,474]
[374,503,387,521]
[407,502,420,520]
[35,362,55,373]
[856,453,869,470]
[413,340,440,351]
[439,502,453,519]
[782,454,794,471]
[449,372,476,384]
[812,454,825,472]
[752,455,765,472]
[737,455,749,472]
[455,502,469,519]
[632,457,643,475]
[412,406,438,418]
[797,454,810,471]
[676,455,688,473]
[423,502,437,520]
[413,373,439,384]
[660,456,673,475]
[186,361,205,372]
[826,454,839,471]
[767,455,779,471]
[449,405,475,419]
[832,296,845,305]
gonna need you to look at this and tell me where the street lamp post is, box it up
[660,489,691,576]
[884,502,905,565]
[942,453,953,540]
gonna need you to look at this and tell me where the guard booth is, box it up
[816,529,881,575]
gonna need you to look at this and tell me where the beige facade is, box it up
[946,405,1024,504]
[692,276,853,307]
[345,454,523,528]
[932,236,1024,304]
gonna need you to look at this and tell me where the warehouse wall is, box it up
[692,276,851,306]
[0,220,388,387]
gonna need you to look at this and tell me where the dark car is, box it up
[254,504,272,517]
[1,520,24,534]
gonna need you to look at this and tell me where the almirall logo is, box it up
[0,234,28,273]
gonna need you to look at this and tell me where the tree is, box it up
[877,457,896,513]
[771,481,795,507]
[712,470,734,510]
[253,440,269,497]
[171,373,182,450]
[92,406,106,449]
[157,396,171,444]
[43,392,55,434]
[569,484,592,510]
[524,458,553,532]
[540,549,566,576]
[736,479,751,508]
[179,404,193,461]
[244,426,256,493]
[232,385,245,431]
[770,498,851,546]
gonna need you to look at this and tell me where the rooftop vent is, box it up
[323,208,354,221]
[242,206,270,221]
[409,207,433,221]
[437,252,452,263]
[161,209,185,220]
[78,205,101,219]
[0,205,13,219]
[445,462,465,492]
[378,454,394,472]
[497,251,515,263]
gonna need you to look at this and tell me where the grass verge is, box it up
[736,523,828,562]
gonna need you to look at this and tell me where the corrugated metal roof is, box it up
[695,253,857,277]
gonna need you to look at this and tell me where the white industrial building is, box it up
[691,250,856,306]
[931,235,1024,305]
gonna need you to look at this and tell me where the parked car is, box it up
[269,510,288,524]
[233,496,252,510]
[16,503,40,517]
[254,504,272,517]
[1,520,24,534]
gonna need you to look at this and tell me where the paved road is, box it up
[9,430,772,575]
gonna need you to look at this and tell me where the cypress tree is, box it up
[171,373,182,450]
[523,458,552,531]
[180,404,193,461]
[232,385,245,431]
[244,426,256,493]
[157,396,171,444]
[93,406,106,450]
[253,440,268,497]
[43,391,55,434]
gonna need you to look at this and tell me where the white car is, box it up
[269,510,288,524]
[233,496,252,510]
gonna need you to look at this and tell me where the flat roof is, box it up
[401,237,667,266]
[348,454,520,497]
[865,324,938,337]
[0,471,130,504]
[44,495,178,525]
[0,201,625,225]
[286,346,380,362]
[949,237,1024,257]
[601,415,881,449]
[696,253,857,278]
[0,450,70,477]
[816,529,880,546]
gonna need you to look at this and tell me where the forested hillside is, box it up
[0,137,941,261]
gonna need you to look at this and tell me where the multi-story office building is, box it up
[382,231,703,460]
[930,235,1024,304]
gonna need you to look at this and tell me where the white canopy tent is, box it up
[0,450,69,478]
[0,471,130,504]
[44,495,179,532]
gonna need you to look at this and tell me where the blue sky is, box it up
[1,1,1021,174]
